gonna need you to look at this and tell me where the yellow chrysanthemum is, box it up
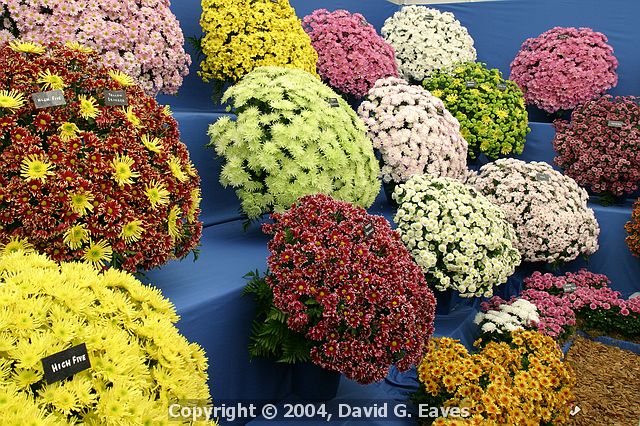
[167,206,182,240]
[141,134,162,153]
[168,155,188,182]
[58,122,80,141]
[63,224,90,250]
[123,106,142,128]
[0,90,26,111]
[69,192,95,216]
[65,41,93,54]
[9,40,45,54]
[162,105,173,116]
[82,240,113,268]
[109,70,135,87]
[37,69,66,91]
[145,181,170,208]
[110,155,140,186]
[187,189,201,223]
[185,161,198,177]
[1,237,34,255]
[20,155,54,181]
[431,89,444,99]
[78,95,99,120]
[119,220,144,244]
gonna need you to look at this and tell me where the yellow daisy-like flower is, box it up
[69,192,95,216]
[1,237,34,255]
[37,69,66,91]
[65,41,93,54]
[82,240,113,268]
[110,154,140,186]
[187,188,201,223]
[9,40,45,55]
[167,206,182,240]
[141,134,162,153]
[58,122,80,141]
[123,106,142,128]
[162,105,173,116]
[78,95,100,120]
[20,155,54,182]
[109,70,135,87]
[185,161,198,177]
[431,89,444,99]
[119,220,144,244]
[495,109,509,120]
[145,181,170,208]
[0,90,26,111]
[445,94,459,104]
[168,155,188,182]
[63,224,90,250]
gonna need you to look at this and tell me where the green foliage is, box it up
[423,62,530,159]
[243,270,313,363]
[208,66,381,219]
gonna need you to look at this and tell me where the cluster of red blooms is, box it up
[0,41,202,271]
[553,96,640,197]
[627,199,640,257]
[263,194,436,384]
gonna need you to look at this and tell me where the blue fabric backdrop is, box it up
[146,0,640,424]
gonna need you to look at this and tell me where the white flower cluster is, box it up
[473,159,600,264]
[393,175,521,298]
[382,6,476,82]
[357,77,468,184]
[474,299,540,334]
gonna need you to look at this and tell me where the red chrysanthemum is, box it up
[0,41,202,272]
[627,199,640,257]
[553,96,640,197]
[263,194,436,384]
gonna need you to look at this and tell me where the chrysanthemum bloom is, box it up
[302,9,398,99]
[626,199,640,257]
[198,0,318,83]
[510,27,618,113]
[0,250,214,425]
[0,41,202,272]
[553,96,640,198]
[0,0,190,95]
[208,67,380,219]
[248,194,436,384]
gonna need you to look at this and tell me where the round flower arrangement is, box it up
[0,41,202,272]
[198,0,318,84]
[301,9,398,99]
[245,194,436,384]
[0,0,190,95]
[208,67,380,219]
[510,27,618,113]
[424,62,529,159]
[627,199,640,257]
[381,6,476,83]
[474,298,539,337]
[414,332,575,425]
[393,175,521,298]
[0,250,212,425]
[473,159,600,263]
[553,96,640,199]
[357,77,468,186]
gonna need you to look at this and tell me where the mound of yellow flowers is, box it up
[0,251,214,425]
[415,330,575,425]
[198,0,318,83]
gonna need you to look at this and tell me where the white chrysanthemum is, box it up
[382,6,476,82]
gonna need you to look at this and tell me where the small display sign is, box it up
[465,81,477,88]
[536,172,550,182]
[328,98,340,107]
[104,90,128,106]
[363,223,375,238]
[41,343,91,384]
[32,90,66,109]
[607,120,624,128]
[562,282,577,293]
[497,83,507,91]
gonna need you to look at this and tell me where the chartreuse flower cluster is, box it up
[0,251,214,425]
[208,67,380,219]
[0,41,202,272]
[198,0,318,83]
[393,175,521,298]
[414,331,575,425]
[424,62,530,159]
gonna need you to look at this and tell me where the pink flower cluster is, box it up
[0,0,190,95]
[510,27,618,113]
[553,96,640,197]
[302,9,398,99]
[357,77,468,184]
